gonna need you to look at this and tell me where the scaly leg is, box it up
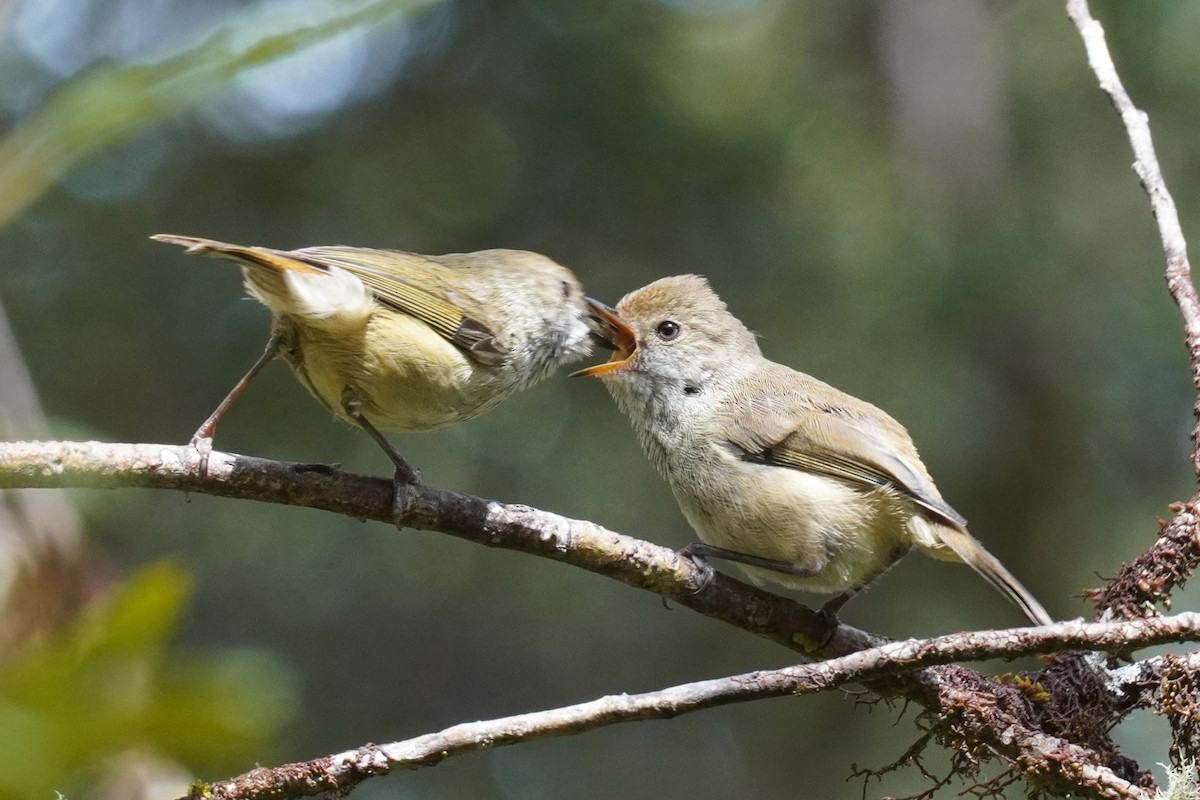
[192,333,282,472]
[339,390,422,526]
[678,540,828,592]
[816,543,912,637]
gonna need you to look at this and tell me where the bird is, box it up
[154,234,599,483]
[575,274,1052,628]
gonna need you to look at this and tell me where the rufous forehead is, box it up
[616,274,725,321]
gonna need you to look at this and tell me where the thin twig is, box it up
[1067,0,1200,635]
[1066,0,1200,477]
[187,615,1196,800]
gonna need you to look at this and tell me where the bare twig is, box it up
[1066,0,1200,477]
[187,615,1199,800]
[1067,1,1200,633]
[0,439,859,654]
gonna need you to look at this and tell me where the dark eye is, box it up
[656,320,681,340]
[560,281,571,299]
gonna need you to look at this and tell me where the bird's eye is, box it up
[560,281,571,299]
[656,320,681,340]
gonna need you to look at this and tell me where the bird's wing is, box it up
[291,246,509,366]
[154,236,510,366]
[723,382,967,529]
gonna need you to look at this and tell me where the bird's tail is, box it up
[923,521,1053,627]
[151,234,371,326]
[152,233,322,287]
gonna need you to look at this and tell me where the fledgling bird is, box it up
[154,234,598,483]
[576,275,1052,627]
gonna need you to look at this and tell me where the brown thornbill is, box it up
[576,275,1052,629]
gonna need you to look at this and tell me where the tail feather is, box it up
[152,234,370,326]
[936,525,1053,627]
[150,234,322,274]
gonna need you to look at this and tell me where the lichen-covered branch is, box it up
[932,675,1152,799]
[1085,497,1200,619]
[1110,651,1200,769]
[188,615,1200,800]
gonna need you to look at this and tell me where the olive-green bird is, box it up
[154,234,598,482]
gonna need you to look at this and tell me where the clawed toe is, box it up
[677,544,716,594]
[814,600,843,648]
[190,434,214,476]
[390,467,421,528]
[393,461,421,487]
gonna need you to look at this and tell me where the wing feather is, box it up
[276,245,509,366]
[724,376,967,528]
[155,237,512,366]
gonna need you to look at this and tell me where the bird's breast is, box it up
[279,310,510,434]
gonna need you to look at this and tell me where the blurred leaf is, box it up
[0,561,294,800]
[149,649,296,768]
[0,0,439,231]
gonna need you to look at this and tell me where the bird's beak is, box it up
[572,298,637,377]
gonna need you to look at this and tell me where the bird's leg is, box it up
[339,390,422,525]
[677,541,827,594]
[816,542,912,638]
[676,543,717,593]
[191,333,283,474]
[815,593,853,640]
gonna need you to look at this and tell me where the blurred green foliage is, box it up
[0,0,432,230]
[0,562,291,799]
[0,0,1196,797]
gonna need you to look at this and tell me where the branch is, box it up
[1086,496,1200,618]
[0,302,87,654]
[187,615,1200,800]
[0,439,859,654]
[0,440,1170,798]
[1061,6,1200,788]
[1067,0,1200,478]
[1068,1,1200,626]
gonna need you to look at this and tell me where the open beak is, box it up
[572,298,637,377]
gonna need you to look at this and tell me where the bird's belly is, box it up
[674,461,909,595]
[280,313,503,434]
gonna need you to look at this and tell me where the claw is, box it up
[190,434,214,477]
[677,543,716,594]
[390,468,420,529]
[814,597,845,649]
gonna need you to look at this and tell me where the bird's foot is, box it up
[814,595,848,649]
[392,456,421,487]
[390,462,422,528]
[677,543,717,594]
[189,433,214,477]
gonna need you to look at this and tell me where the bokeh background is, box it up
[1,0,1197,797]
